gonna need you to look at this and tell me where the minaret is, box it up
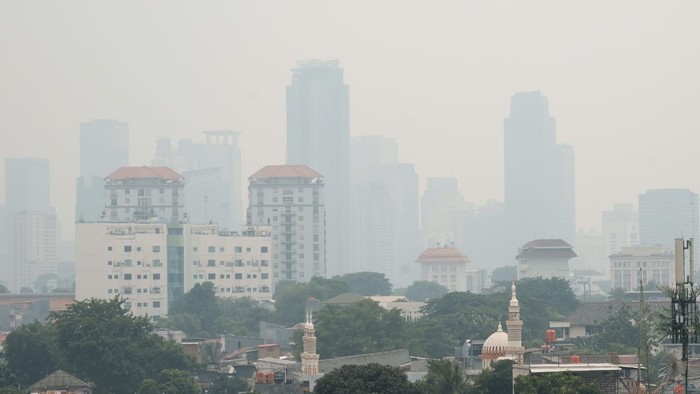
[506,281,524,363]
[301,300,320,375]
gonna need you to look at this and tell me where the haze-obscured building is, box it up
[639,189,698,256]
[610,246,674,291]
[287,59,350,277]
[462,200,509,270]
[421,178,473,249]
[516,239,576,280]
[573,228,606,276]
[602,203,639,256]
[76,119,129,222]
[504,91,575,253]
[416,245,471,292]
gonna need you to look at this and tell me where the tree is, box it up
[214,296,273,336]
[274,277,349,326]
[209,375,251,394]
[51,297,195,394]
[608,287,630,301]
[137,369,198,394]
[576,304,639,353]
[405,281,448,301]
[336,272,392,296]
[313,363,422,394]
[515,372,600,394]
[469,360,513,394]
[491,266,517,283]
[312,299,417,358]
[3,322,62,387]
[0,364,20,391]
[422,359,468,394]
[170,282,219,336]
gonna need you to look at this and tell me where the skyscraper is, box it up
[504,91,575,253]
[349,136,420,286]
[286,59,350,277]
[602,203,639,256]
[639,189,699,254]
[76,119,129,222]
[421,178,473,249]
[3,158,56,292]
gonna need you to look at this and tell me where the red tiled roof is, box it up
[249,165,322,179]
[416,247,471,264]
[106,166,183,181]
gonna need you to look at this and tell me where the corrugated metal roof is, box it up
[106,166,183,181]
[249,165,322,179]
[529,363,621,373]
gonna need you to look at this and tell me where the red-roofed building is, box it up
[247,165,325,282]
[516,239,576,280]
[416,245,471,292]
[104,166,184,222]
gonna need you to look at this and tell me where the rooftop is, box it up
[516,239,577,260]
[565,301,670,326]
[249,165,322,180]
[106,166,183,182]
[416,246,471,264]
[28,369,93,390]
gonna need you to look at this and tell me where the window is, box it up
[114,275,119,279]
[298,197,304,203]
[153,301,161,308]
[208,273,216,280]
[153,259,162,267]
[208,246,216,253]
[235,273,243,279]
[108,275,113,279]
[124,245,132,252]
[273,197,278,203]
[219,247,225,252]
[124,259,132,267]
[152,246,161,252]
[107,246,112,251]
[124,302,131,309]
[283,197,293,204]
[108,261,113,265]
[261,273,269,279]
[261,246,269,253]
[153,273,160,280]
[136,246,141,251]
[208,260,216,267]
[125,189,130,194]
[235,246,242,253]
[123,287,132,294]
[124,274,132,280]
[235,260,243,267]
[261,260,269,267]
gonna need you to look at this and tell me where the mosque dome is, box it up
[482,323,508,358]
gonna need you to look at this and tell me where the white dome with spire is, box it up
[482,322,508,358]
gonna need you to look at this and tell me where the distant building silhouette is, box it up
[516,239,576,280]
[75,119,129,222]
[602,203,639,256]
[504,91,575,252]
[639,188,699,256]
[2,158,56,292]
[420,177,473,249]
[287,59,350,277]
[349,136,420,287]
[152,131,243,229]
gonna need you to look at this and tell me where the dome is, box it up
[482,323,508,358]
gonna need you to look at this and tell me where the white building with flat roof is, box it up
[416,245,471,292]
[76,222,273,318]
[610,245,674,291]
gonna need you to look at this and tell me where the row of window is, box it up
[192,273,269,280]
[193,246,269,253]
[108,259,163,267]
[108,273,161,280]
[108,245,162,252]
[124,301,161,309]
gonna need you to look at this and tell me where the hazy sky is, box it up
[1,1,699,241]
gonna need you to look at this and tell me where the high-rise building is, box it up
[462,200,509,269]
[104,166,184,223]
[246,165,326,282]
[152,131,243,229]
[421,178,473,249]
[573,228,606,275]
[286,59,350,277]
[504,91,575,252]
[602,203,639,256]
[76,119,129,222]
[349,136,420,287]
[639,189,699,255]
[2,158,56,292]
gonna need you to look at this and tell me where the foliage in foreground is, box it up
[313,363,423,394]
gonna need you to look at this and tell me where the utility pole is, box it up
[671,238,696,394]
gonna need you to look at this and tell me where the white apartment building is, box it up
[516,239,577,280]
[76,222,273,318]
[247,165,326,282]
[610,246,675,291]
[416,245,471,292]
[104,166,184,222]
[187,225,273,299]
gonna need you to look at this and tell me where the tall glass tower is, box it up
[286,59,350,277]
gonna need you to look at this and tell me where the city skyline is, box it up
[1,1,699,244]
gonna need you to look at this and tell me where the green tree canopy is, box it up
[405,281,448,302]
[208,375,251,394]
[274,277,349,326]
[515,372,601,394]
[335,272,392,296]
[421,359,468,394]
[608,287,631,301]
[170,282,219,336]
[576,304,639,354]
[313,299,417,358]
[3,322,61,386]
[469,360,514,394]
[313,363,422,394]
[49,297,195,394]
[491,266,517,283]
[214,296,273,336]
[137,369,199,394]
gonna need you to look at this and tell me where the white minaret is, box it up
[301,299,320,375]
[506,281,524,363]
